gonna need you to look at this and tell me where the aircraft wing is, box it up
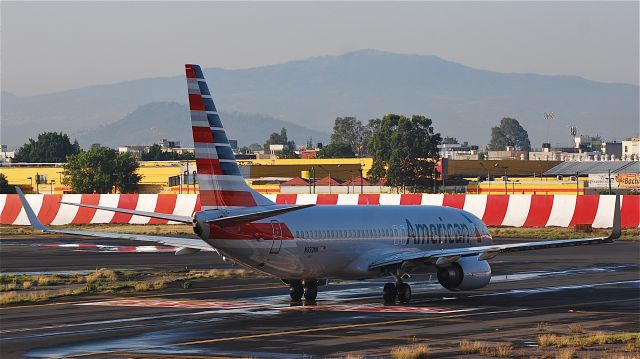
[369,196,621,270]
[16,188,213,252]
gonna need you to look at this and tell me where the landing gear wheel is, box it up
[289,281,303,301]
[383,283,397,303]
[397,282,412,303]
[303,280,318,302]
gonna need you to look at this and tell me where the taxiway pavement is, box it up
[1,235,638,358]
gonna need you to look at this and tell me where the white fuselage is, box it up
[195,205,492,280]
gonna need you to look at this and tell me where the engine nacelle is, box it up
[437,256,491,291]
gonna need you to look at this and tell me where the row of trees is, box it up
[9,132,142,193]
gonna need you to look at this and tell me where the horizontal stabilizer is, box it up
[206,204,314,227]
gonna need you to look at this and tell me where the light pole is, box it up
[502,166,508,195]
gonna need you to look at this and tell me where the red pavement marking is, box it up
[78,299,262,309]
[285,304,474,314]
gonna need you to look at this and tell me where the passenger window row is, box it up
[294,227,406,239]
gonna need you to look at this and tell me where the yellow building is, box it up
[1,158,373,194]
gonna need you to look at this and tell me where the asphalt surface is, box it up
[1,235,638,358]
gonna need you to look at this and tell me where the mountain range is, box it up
[2,49,638,150]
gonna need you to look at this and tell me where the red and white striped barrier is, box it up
[1,194,638,228]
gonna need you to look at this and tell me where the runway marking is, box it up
[78,298,472,315]
[77,299,262,310]
[57,298,639,358]
[284,304,475,314]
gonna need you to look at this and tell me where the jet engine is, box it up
[437,256,491,291]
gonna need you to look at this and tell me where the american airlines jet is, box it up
[17,64,621,303]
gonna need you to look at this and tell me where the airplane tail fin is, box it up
[185,64,274,209]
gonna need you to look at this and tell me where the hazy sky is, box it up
[2,1,638,96]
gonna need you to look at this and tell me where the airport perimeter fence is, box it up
[0,194,638,228]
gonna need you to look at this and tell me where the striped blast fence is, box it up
[1,194,638,228]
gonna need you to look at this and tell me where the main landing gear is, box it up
[288,280,318,302]
[383,280,412,303]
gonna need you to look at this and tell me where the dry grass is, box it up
[555,348,576,359]
[133,280,167,292]
[0,268,263,305]
[568,323,584,334]
[538,332,640,348]
[538,322,551,333]
[85,268,118,283]
[459,340,511,357]
[390,344,430,359]
[1,282,18,292]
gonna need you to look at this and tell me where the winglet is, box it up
[15,187,47,231]
[608,195,621,241]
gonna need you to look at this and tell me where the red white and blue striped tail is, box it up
[185,64,274,209]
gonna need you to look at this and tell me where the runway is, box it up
[1,235,638,358]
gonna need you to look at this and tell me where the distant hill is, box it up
[74,102,329,148]
[2,49,638,149]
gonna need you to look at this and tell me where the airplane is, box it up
[16,64,621,303]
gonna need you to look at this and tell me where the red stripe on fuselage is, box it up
[209,222,294,240]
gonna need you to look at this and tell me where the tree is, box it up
[368,114,441,191]
[331,117,364,154]
[488,117,531,151]
[0,173,15,194]
[277,147,300,159]
[264,128,296,152]
[63,147,141,193]
[317,143,356,158]
[13,132,80,163]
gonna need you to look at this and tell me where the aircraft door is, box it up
[269,220,283,254]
